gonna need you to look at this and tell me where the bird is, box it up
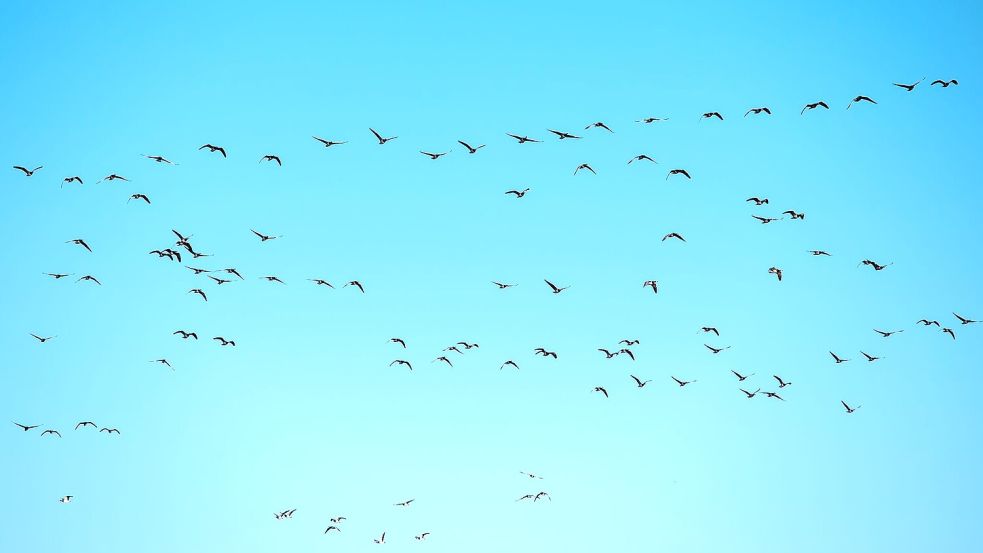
[458,140,485,153]
[637,117,668,123]
[77,275,102,285]
[574,163,596,175]
[893,78,924,91]
[847,95,877,109]
[773,375,792,388]
[931,79,958,87]
[415,533,431,541]
[59,496,73,503]
[505,188,530,198]
[443,345,464,355]
[324,526,341,534]
[740,388,760,398]
[666,168,691,180]
[533,348,558,359]
[344,280,365,293]
[66,238,92,252]
[390,338,406,348]
[700,326,719,336]
[30,333,56,343]
[312,136,346,147]
[100,173,129,182]
[745,107,772,117]
[534,491,552,501]
[501,360,520,370]
[127,193,151,204]
[433,356,453,367]
[620,339,640,346]
[329,517,347,523]
[261,276,285,284]
[762,392,785,401]
[630,375,651,388]
[506,133,541,143]
[746,197,769,205]
[671,376,696,387]
[62,176,83,187]
[642,280,658,293]
[619,348,636,360]
[662,232,686,242]
[860,259,892,271]
[544,279,569,294]
[420,150,448,160]
[809,250,832,256]
[627,154,657,165]
[598,348,619,359]
[700,111,724,121]
[186,266,211,275]
[213,336,236,346]
[585,121,614,132]
[704,344,730,354]
[768,267,783,281]
[457,341,479,349]
[390,360,413,370]
[547,129,581,140]
[12,165,42,176]
[520,471,544,479]
[13,422,40,431]
[492,281,517,288]
[151,359,173,369]
[41,430,62,438]
[259,155,281,165]
[841,401,861,414]
[188,288,208,301]
[173,330,198,340]
[199,144,227,157]
[75,421,96,430]
[208,276,232,285]
[143,154,175,164]
[395,499,415,507]
[943,327,957,340]
[592,386,609,398]
[860,351,882,362]
[99,428,120,435]
[731,370,753,381]
[830,352,850,364]
[223,268,244,280]
[309,278,334,288]
[917,319,941,327]
[370,128,397,144]
[783,210,805,220]
[873,329,904,337]
[953,313,978,325]
[800,101,829,115]
[753,215,781,224]
[250,229,281,242]
[373,532,386,544]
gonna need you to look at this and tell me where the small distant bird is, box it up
[547,129,581,140]
[390,360,413,370]
[13,422,40,431]
[66,238,92,252]
[740,388,761,399]
[208,276,232,285]
[753,215,781,224]
[62,176,83,187]
[373,532,386,544]
[199,144,227,157]
[390,338,406,348]
[893,78,924,91]
[860,259,891,271]
[731,370,753,381]
[128,193,151,204]
[213,336,236,347]
[259,155,281,165]
[394,499,415,507]
[313,136,346,147]
[501,360,520,370]
[783,210,805,220]
[704,344,730,354]
[768,267,783,281]
[620,339,640,346]
[433,356,453,367]
[860,351,882,362]
[666,168,691,180]
[809,250,831,256]
[458,140,485,153]
[188,288,208,301]
[700,112,724,121]
[585,121,614,132]
[627,154,657,165]
[492,281,517,289]
[457,341,479,350]
[251,229,281,242]
[41,430,62,438]
[544,279,569,294]
[773,375,792,388]
[151,359,173,369]
[671,376,696,387]
[173,330,198,340]
[309,279,334,288]
[847,95,877,109]
[59,496,73,503]
[746,197,769,205]
[830,351,850,364]
[953,313,978,325]
[324,526,341,534]
[619,348,636,360]
[700,326,719,336]
[662,232,685,242]
[444,345,464,355]
[506,133,541,143]
[592,386,609,398]
[77,275,102,285]
[223,268,244,280]
[186,266,211,275]
[100,173,129,182]
[800,101,829,115]
[931,79,958,87]
[574,163,596,175]
[420,150,448,160]
[630,375,651,388]
[13,165,42,176]
[520,471,544,479]
[942,327,956,340]
[762,391,785,401]
[344,280,365,293]
[99,428,120,435]
[143,154,175,164]
[415,533,430,541]
[637,117,668,123]
[370,128,397,144]
[75,421,96,430]
[917,319,941,327]
[745,107,772,117]
[873,329,904,337]
[329,517,347,523]
[261,276,285,284]
[642,280,658,293]
[533,348,558,359]
[598,348,618,359]
[841,401,861,414]
[30,334,56,343]
[505,188,530,198]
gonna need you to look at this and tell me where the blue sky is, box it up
[2,1,981,551]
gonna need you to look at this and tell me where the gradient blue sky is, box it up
[2,1,981,551]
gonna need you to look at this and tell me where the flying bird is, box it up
[662,232,685,242]
[506,133,541,143]
[433,356,453,367]
[783,210,805,220]
[534,348,558,359]
[59,496,73,503]
[627,154,657,164]
[41,430,62,438]
[259,155,281,165]
[312,136,346,147]
[251,229,281,242]
[75,421,96,430]
[809,250,831,256]
[344,280,365,293]
[420,150,448,160]
[574,163,596,175]
[700,112,724,121]
[492,281,517,288]
[127,193,151,204]
[100,173,129,182]
[829,351,850,364]
[597,348,619,359]
[847,95,877,109]
[261,276,285,284]
[671,376,696,387]
[223,268,244,280]
[620,339,640,346]
[208,276,232,285]
[13,165,43,176]
[395,499,415,507]
[700,326,719,336]
[666,169,691,180]
[309,278,334,288]
[77,275,101,285]
[943,327,956,340]
[501,360,520,370]
[731,370,753,381]
[188,288,208,301]
[324,526,341,534]
[547,129,581,140]
[592,386,609,398]
[745,107,772,117]
[917,319,941,327]
[860,351,882,362]
[746,197,769,205]
[630,375,651,388]
[458,140,485,153]
[415,533,431,541]
[100,428,120,435]
[931,79,958,87]
[800,101,829,115]
[637,117,668,123]
[873,329,904,337]
[841,401,861,414]
[390,338,406,348]
[773,375,792,388]
[893,78,924,91]
[173,330,198,339]
[30,333,56,343]
[753,215,781,224]
[199,144,227,157]
[13,422,40,431]
[213,336,236,346]
[143,154,175,164]
[740,388,761,398]
[373,532,386,544]
[544,279,569,294]
[642,280,658,293]
[62,176,83,187]
[390,360,413,370]
[151,359,173,369]
[768,267,783,281]
[505,188,530,198]
[860,259,892,271]
[762,391,785,401]
[66,238,92,252]
[370,128,397,144]
[704,344,730,354]
[585,121,614,132]
[953,313,978,325]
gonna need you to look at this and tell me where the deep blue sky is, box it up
[2,1,981,552]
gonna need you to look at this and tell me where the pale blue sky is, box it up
[2,1,981,552]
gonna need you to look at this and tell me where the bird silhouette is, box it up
[841,401,861,414]
[637,117,668,123]
[953,313,978,325]
[77,275,101,285]
[667,169,691,180]
[127,193,151,204]
[534,348,558,359]
[143,154,176,164]
[671,376,696,387]
[662,232,686,242]
[809,250,832,256]
[630,375,651,388]
[731,370,754,381]
[506,133,541,143]
[847,95,877,109]
[390,338,406,348]
[433,356,453,367]
[800,101,829,115]
[860,351,882,362]
[943,327,956,340]
[501,360,520,370]
[642,280,658,294]
[585,121,614,132]
[75,421,96,430]
[390,360,413,370]
[592,386,609,397]
[13,165,43,176]
[745,107,772,117]
[574,163,596,175]
[420,150,448,160]
[188,288,208,301]
[213,336,236,346]
[30,333,56,343]
[13,422,40,431]
[628,154,657,165]
[492,281,517,288]
[740,388,760,398]
[344,280,365,293]
[873,329,904,337]
[704,344,731,354]
[458,140,485,153]
[773,375,792,388]
[100,428,120,435]
[309,278,334,288]
[700,112,724,121]
[746,197,769,205]
[259,155,282,166]
[544,279,569,294]
[829,351,850,364]
[41,429,62,438]
[505,188,530,198]
[199,144,227,157]
[547,129,581,140]
[893,78,924,91]
[62,176,83,187]
[931,79,958,87]
[313,136,346,147]
[768,267,783,281]
[173,330,198,340]
[370,128,397,144]
[66,238,92,252]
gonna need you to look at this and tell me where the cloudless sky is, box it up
[2,1,981,552]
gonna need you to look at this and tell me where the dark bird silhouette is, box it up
[830,351,850,364]
[860,259,892,271]
[809,250,832,256]
[953,313,978,325]
[261,276,285,284]
[395,499,415,507]
[100,428,120,435]
[662,232,685,242]
[592,386,609,398]
[13,422,40,431]
[893,78,924,91]
[505,188,530,198]
[628,154,657,165]
[309,278,334,288]
[492,281,517,288]
[598,348,619,359]
[77,275,102,285]
[642,280,658,293]
[100,173,129,182]
[574,163,596,175]
[213,336,236,347]
[700,326,719,336]
[619,348,636,360]
[860,351,882,362]
[208,276,232,285]
[66,238,92,252]
[370,128,397,144]
[501,360,520,370]
[30,333,56,343]
[630,375,651,388]
[75,421,96,430]
[344,280,365,293]
[433,356,453,367]
[259,155,281,166]
[373,532,386,544]
[128,193,151,204]
[931,79,958,87]
[420,150,448,160]
[762,391,785,401]
[324,526,341,534]
[753,215,781,224]
[544,279,569,294]
[731,370,753,381]
[444,345,464,355]
[458,140,485,153]
[847,95,877,109]
[773,375,792,388]
[390,338,406,348]
[700,112,724,121]
[841,401,861,414]
[223,268,244,280]
[620,339,640,346]
[533,348,558,359]
[13,165,43,176]
[390,359,413,370]
[768,267,783,281]
[671,376,696,387]
[188,288,208,301]
[313,136,346,147]
[704,344,731,354]
[746,197,769,205]
[800,101,829,115]
[415,533,430,541]
[329,517,347,523]
[251,229,281,242]
[151,359,173,369]
[745,107,772,117]
[41,430,62,438]
[186,266,211,275]
[199,144,227,157]
[143,154,175,164]
[783,210,805,220]
[457,341,479,350]
[943,327,956,340]
[173,330,198,340]
[585,121,614,132]
[667,168,691,180]
[917,319,941,327]
[547,129,581,140]
[740,388,760,398]
[520,471,544,479]
[506,133,541,143]
[62,176,83,187]
[637,117,668,123]
[873,329,904,337]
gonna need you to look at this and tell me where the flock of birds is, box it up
[10,76,977,545]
